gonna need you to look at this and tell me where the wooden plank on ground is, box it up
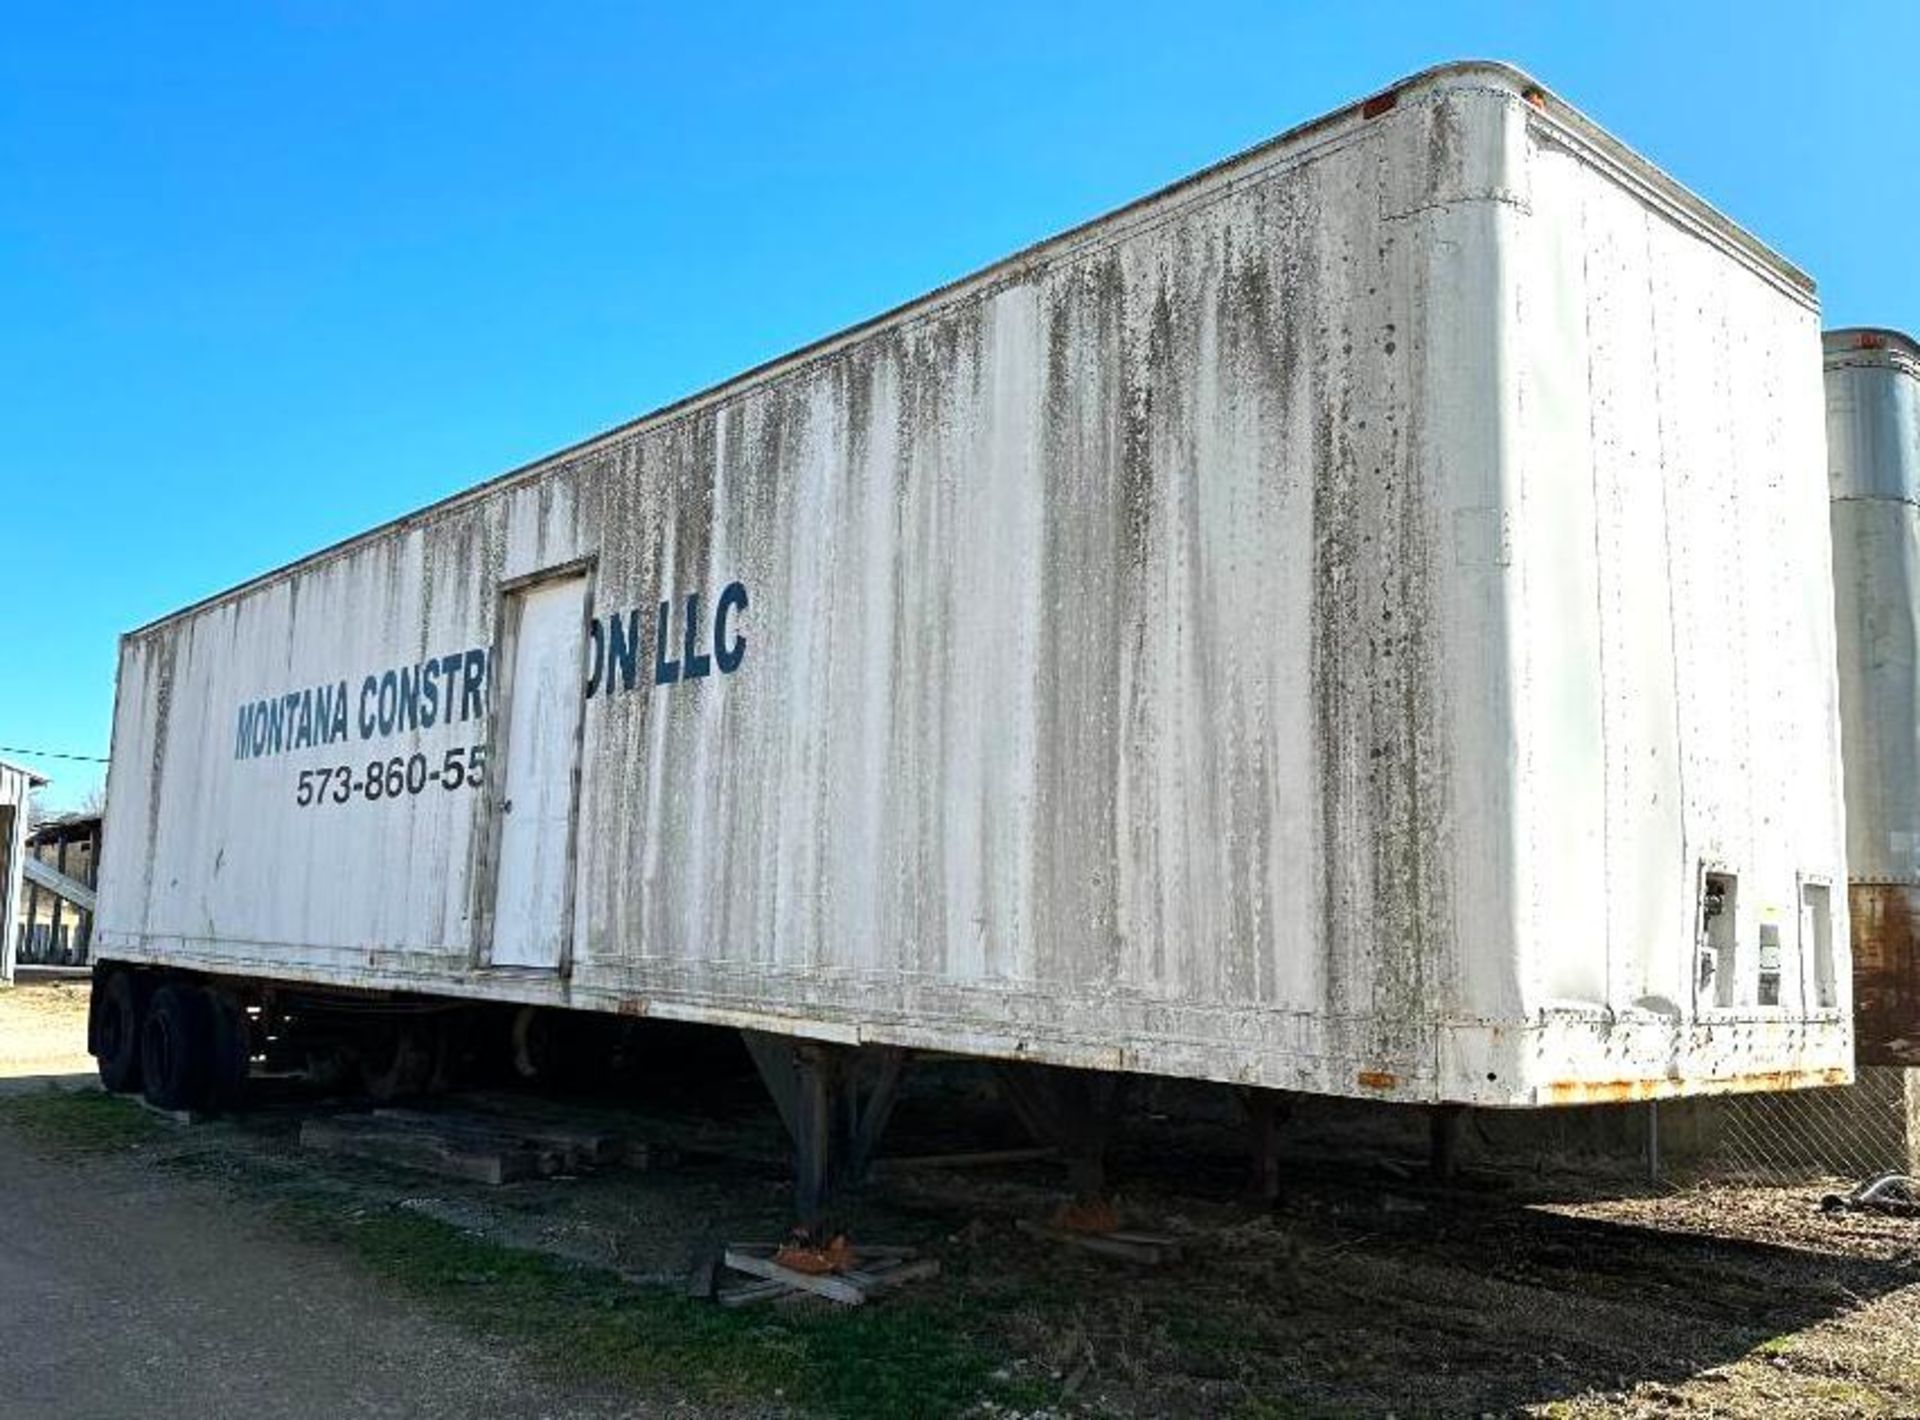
[299,1117,541,1185]
[717,1244,940,1306]
[840,1257,941,1294]
[372,1107,607,1171]
[136,1099,210,1125]
[1014,1219,1182,1265]
[717,1278,795,1308]
[446,1091,688,1170]
[395,1104,625,1163]
[871,1147,1056,1174]
[722,1247,869,1306]
[366,1112,569,1175]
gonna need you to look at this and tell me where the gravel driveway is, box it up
[0,982,653,1419]
[0,1107,657,1420]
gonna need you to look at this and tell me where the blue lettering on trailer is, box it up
[230,577,750,761]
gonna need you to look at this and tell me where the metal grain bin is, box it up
[95,62,1851,1106]
[1827,328,1920,1065]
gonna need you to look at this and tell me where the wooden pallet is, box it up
[299,1115,547,1184]
[716,1243,939,1306]
[371,1106,633,1171]
[298,1102,665,1185]
[445,1091,684,1170]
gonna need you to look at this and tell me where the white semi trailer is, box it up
[90,62,1852,1209]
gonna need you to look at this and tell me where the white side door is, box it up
[487,573,588,970]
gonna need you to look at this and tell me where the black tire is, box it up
[359,1020,440,1102]
[93,971,145,1094]
[510,1005,554,1081]
[202,987,252,1110]
[509,1006,591,1086]
[140,984,214,1112]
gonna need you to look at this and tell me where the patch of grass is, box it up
[1227,1391,1325,1420]
[272,1193,1043,1417]
[0,1088,164,1154]
[1804,1376,1882,1405]
[1166,1307,1270,1358]
[4,1093,1041,1413]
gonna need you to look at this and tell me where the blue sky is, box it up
[4,3,1916,811]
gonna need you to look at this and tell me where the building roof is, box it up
[27,812,102,845]
[0,757,50,787]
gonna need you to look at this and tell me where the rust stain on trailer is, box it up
[1360,89,1398,121]
[1541,1068,1850,1106]
[1356,1070,1398,1091]
[1850,883,1920,1066]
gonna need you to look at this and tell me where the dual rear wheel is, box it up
[91,971,144,1094]
[93,971,251,1113]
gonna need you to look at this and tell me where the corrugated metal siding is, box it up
[1827,329,1920,1064]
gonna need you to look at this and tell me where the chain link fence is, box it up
[1659,1067,1918,1187]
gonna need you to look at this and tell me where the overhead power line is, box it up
[0,745,110,764]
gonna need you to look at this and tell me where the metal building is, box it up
[94,62,1851,1110]
[0,758,48,985]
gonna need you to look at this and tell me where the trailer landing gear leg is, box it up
[1241,1087,1293,1203]
[741,1033,906,1240]
[1430,1103,1464,1183]
[997,1064,1126,1228]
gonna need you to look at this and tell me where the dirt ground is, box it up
[0,1103,656,1419]
[0,975,95,1080]
[2,980,1917,1417]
